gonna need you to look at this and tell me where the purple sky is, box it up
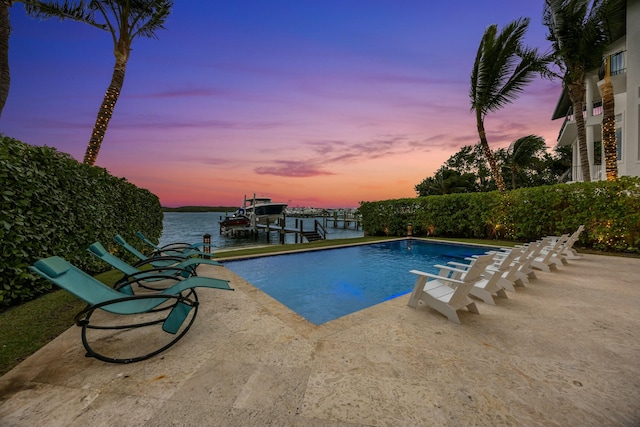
[2,1,563,208]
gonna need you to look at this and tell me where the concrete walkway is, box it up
[1,252,639,426]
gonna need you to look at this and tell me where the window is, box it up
[616,128,622,160]
[615,114,623,161]
[610,51,625,76]
[593,140,602,165]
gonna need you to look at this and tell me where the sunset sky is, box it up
[3,1,564,208]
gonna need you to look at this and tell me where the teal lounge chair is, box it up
[136,231,213,255]
[88,242,219,290]
[114,235,214,267]
[135,231,215,259]
[30,256,233,364]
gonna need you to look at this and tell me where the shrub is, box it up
[359,178,640,252]
[0,136,163,308]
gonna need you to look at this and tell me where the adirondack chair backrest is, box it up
[448,255,492,307]
[539,235,568,262]
[494,247,521,271]
[522,240,544,260]
[564,226,584,248]
[461,254,493,282]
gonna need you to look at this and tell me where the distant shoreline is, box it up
[162,206,238,213]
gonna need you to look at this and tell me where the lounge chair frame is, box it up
[30,256,232,364]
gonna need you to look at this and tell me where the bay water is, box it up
[159,211,364,250]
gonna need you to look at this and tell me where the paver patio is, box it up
[1,252,639,426]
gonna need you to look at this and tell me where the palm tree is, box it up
[31,0,172,165]
[415,168,477,196]
[597,0,625,181]
[470,18,551,192]
[503,135,547,189]
[543,0,612,182]
[599,56,618,180]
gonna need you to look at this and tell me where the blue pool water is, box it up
[223,239,491,325]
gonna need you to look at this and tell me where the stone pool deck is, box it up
[1,252,639,426]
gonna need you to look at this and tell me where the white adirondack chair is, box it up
[447,248,525,300]
[407,255,493,323]
[545,225,585,260]
[531,234,569,271]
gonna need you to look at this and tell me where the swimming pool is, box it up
[223,239,492,325]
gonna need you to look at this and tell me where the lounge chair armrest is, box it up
[134,256,185,268]
[158,243,193,251]
[124,266,191,281]
[185,243,215,250]
[76,293,191,321]
[115,272,184,291]
[150,249,190,258]
[155,248,214,259]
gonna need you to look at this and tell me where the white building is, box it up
[552,0,639,181]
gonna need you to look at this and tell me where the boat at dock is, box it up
[219,194,287,237]
[219,214,251,233]
[242,195,287,224]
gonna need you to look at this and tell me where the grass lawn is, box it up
[0,269,124,376]
[0,236,527,376]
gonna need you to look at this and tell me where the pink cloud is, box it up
[255,160,334,177]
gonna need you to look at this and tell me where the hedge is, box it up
[359,178,640,252]
[0,136,163,308]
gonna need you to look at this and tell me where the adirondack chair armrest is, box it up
[432,264,469,275]
[447,261,471,269]
[410,269,465,284]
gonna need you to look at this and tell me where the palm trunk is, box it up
[600,57,618,181]
[568,82,591,182]
[83,55,127,165]
[0,2,11,118]
[476,111,505,191]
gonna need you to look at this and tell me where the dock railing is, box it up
[315,220,327,240]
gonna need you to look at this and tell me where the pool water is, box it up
[223,239,491,325]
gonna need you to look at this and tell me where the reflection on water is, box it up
[159,211,364,249]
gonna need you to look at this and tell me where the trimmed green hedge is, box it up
[1,136,163,308]
[359,178,640,252]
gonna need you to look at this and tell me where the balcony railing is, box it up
[570,164,603,182]
[557,98,605,141]
[598,51,626,80]
[591,100,602,116]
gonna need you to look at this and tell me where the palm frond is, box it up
[24,0,106,30]
[471,17,549,116]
